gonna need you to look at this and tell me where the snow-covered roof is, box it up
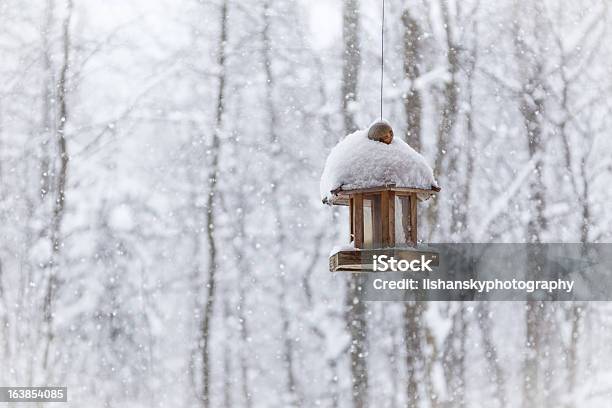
[320,123,438,203]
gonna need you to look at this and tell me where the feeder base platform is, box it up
[329,248,439,272]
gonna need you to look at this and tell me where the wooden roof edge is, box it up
[332,184,441,196]
[325,184,440,205]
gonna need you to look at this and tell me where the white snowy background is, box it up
[0,0,611,407]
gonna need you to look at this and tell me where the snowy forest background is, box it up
[1,0,612,407]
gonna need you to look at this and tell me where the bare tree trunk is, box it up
[579,158,590,245]
[404,302,422,408]
[222,297,232,408]
[34,0,55,378]
[341,1,368,407]
[261,2,300,404]
[552,22,592,407]
[428,0,459,239]
[400,11,437,406]
[565,159,589,408]
[342,0,361,135]
[223,147,255,407]
[403,303,439,408]
[346,279,368,408]
[189,219,202,401]
[457,17,478,239]
[439,15,480,406]
[42,0,73,372]
[387,326,400,408]
[518,68,546,408]
[235,211,253,408]
[401,6,421,151]
[201,1,228,406]
[476,303,506,407]
[329,359,340,408]
[524,300,542,408]
[442,306,467,407]
[513,3,547,242]
[187,126,205,403]
[566,305,581,408]
[40,0,55,202]
[511,4,548,406]
[0,260,9,363]
[223,170,254,408]
[0,115,9,364]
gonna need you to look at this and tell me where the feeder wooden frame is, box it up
[328,184,440,272]
[330,185,439,249]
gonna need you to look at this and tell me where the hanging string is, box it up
[380,0,385,120]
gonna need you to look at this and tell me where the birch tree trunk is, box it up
[261,1,300,404]
[200,1,228,406]
[476,303,506,407]
[512,4,547,406]
[233,192,253,408]
[42,0,73,372]
[39,0,55,202]
[428,0,459,239]
[400,7,432,407]
[404,302,423,408]
[0,260,8,366]
[342,0,360,135]
[341,1,367,407]
[402,6,422,151]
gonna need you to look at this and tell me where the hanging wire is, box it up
[380,0,385,119]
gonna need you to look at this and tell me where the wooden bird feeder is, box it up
[320,121,440,272]
[327,184,440,272]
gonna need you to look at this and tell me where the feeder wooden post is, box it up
[401,196,411,245]
[388,191,395,247]
[381,190,389,247]
[349,197,354,243]
[372,195,382,246]
[410,194,418,244]
[353,194,363,248]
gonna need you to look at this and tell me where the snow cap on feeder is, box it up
[320,119,439,205]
